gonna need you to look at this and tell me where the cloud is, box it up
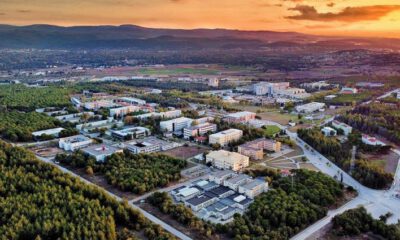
[0,12,5,16]
[17,9,31,13]
[286,5,400,22]
[326,2,335,7]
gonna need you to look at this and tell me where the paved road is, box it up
[288,131,400,239]
[35,155,192,240]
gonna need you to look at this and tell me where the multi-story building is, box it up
[206,150,249,172]
[332,120,353,136]
[252,82,290,96]
[59,135,93,151]
[223,174,251,191]
[224,111,256,124]
[209,129,243,146]
[160,117,193,132]
[208,170,236,184]
[183,122,217,139]
[238,179,269,199]
[295,102,325,113]
[84,100,116,110]
[109,106,141,117]
[238,138,281,160]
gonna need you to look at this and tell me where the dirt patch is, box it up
[162,145,210,160]
[360,150,399,174]
[31,146,64,158]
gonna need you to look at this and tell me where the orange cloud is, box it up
[287,5,400,22]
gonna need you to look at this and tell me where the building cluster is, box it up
[209,129,243,146]
[238,138,281,160]
[332,120,353,136]
[252,82,310,99]
[295,102,326,113]
[171,170,268,223]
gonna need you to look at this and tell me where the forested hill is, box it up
[1,24,400,50]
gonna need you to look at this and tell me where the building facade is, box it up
[206,150,249,172]
[209,129,243,146]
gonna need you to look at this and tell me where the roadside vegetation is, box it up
[332,207,400,240]
[297,128,393,189]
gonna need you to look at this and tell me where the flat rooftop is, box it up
[82,144,120,156]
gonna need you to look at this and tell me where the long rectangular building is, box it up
[183,122,217,139]
[160,117,193,132]
[209,129,243,146]
[224,111,256,123]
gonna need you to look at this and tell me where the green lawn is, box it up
[264,125,281,137]
[327,92,371,104]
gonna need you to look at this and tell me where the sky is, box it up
[1,0,400,37]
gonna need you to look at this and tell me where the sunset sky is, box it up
[1,0,400,37]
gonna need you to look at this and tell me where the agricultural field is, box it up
[134,67,219,75]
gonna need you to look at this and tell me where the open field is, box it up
[135,68,219,75]
[263,125,281,137]
[360,151,399,174]
[162,145,210,160]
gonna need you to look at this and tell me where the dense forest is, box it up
[0,84,71,111]
[297,128,393,189]
[0,141,174,240]
[222,169,344,240]
[338,102,400,145]
[332,207,400,239]
[56,150,187,194]
[0,111,60,142]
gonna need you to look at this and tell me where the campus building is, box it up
[206,150,249,172]
[332,120,353,136]
[160,117,193,132]
[238,138,281,160]
[209,129,243,146]
[295,102,325,113]
[59,135,93,151]
[224,111,256,124]
[81,144,123,162]
[183,122,217,139]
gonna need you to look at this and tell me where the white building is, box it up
[295,102,325,113]
[84,100,116,110]
[124,137,177,154]
[209,129,243,146]
[160,117,193,132]
[321,126,337,136]
[111,126,150,140]
[59,135,93,151]
[206,150,249,172]
[32,127,65,139]
[332,120,352,136]
[362,134,386,146]
[81,144,123,162]
[183,123,217,139]
[238,179,268,199]
[117,97,146,105]
[109,106,140,117]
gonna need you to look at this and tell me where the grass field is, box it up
[327,92,372,104]
[264,125,281,137]
[135,68,218,75]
